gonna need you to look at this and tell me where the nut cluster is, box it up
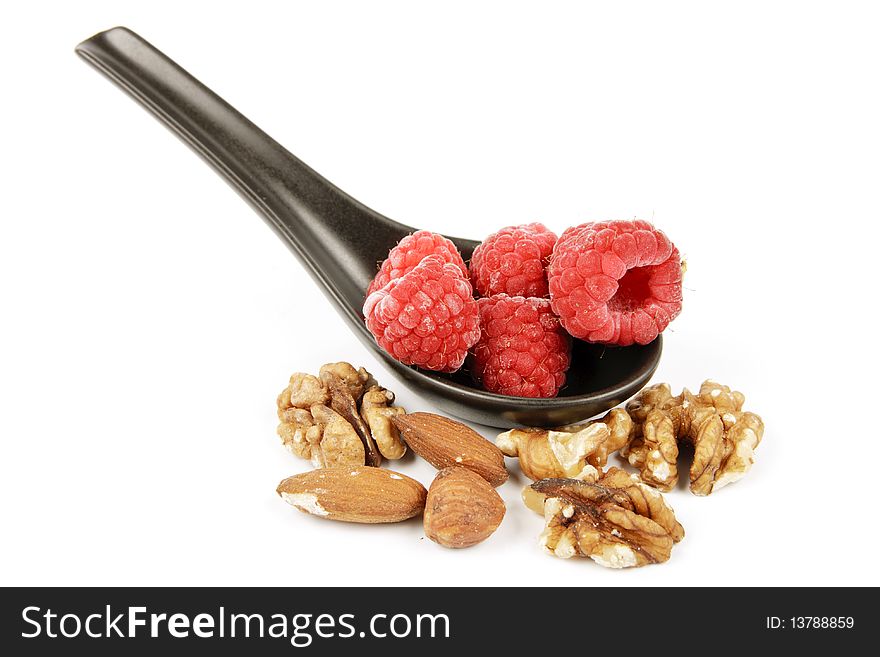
[276,362,406,468]
[493,378,763,568]
[497,380,763,498]
[276,368,508,548]
[274,368,764,569]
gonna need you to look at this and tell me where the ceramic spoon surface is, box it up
[76,27,661,428]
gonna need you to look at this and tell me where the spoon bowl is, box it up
[76,27,661,428]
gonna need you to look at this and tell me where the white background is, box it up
[1,1,878,587]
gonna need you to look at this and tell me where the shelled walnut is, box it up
[528,467,685,568]
[276,362,407,468]
[495,409,632,481]
[622,380,764,496]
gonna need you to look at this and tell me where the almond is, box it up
[276,466,426,523]
[424,467,505,548]
[392,413,509,486]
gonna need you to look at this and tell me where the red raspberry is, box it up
[470,294,571,398]
[366,230,467,296]
[548,220,683,346]
[469,223,557,298]
[363,255,480,373]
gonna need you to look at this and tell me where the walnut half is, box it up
[622,380,764,495]
[276,363,407,468]
[531,468,685,568]
[495,408,633,481]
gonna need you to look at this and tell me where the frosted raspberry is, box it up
[469,223,557,298]
[469,294,571,398]
[367,230,467,296]
[363,255,480,373]
[548,220,683,346]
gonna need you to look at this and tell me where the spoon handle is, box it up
[76,26,410,327]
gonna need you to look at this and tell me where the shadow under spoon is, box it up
[75,26,661,428]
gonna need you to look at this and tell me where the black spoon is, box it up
[75,27,661,428]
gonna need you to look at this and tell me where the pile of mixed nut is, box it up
[275,362,764,568]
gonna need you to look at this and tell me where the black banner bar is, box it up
[0,587,871,653]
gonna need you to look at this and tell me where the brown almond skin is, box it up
[276,466,426,523]
[392,413,509,486]
[424,467,505,548]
